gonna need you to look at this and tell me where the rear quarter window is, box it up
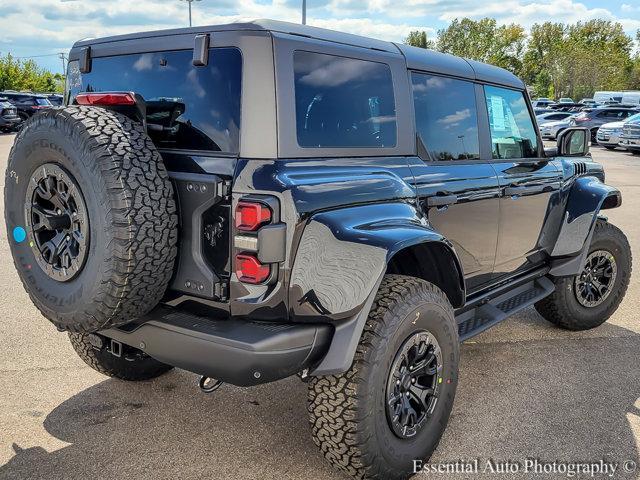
[69,48,242,153]
[293,51,397,148]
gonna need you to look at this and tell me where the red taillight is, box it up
[235,201,271,231]
[32,105,50,109]
[236,253,270,284]
[76,92,136,106]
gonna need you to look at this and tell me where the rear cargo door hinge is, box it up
[214,281,229,301]
[219,180,232,199]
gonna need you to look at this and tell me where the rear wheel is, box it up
[69,333,173,381]
[308,275,458,479]
[535,220,631,330]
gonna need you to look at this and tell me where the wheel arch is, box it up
[387,241,465,309]
[290,201,465,376]
[549,176,622,277]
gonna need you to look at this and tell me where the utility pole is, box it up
[180,0,202,27]
[58,53,68,75]
[302,0,307,25]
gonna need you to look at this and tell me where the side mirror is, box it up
[557,127,590,156]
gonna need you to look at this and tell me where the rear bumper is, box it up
[100,306,333,386]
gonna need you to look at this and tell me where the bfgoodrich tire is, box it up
[69,333,173,381]
[308,275,459,480]
[5,107,178,333]
[535,220,631,330]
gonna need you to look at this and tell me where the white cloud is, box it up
[0,0,638,74]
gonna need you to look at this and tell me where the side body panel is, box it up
[491,160,562,278]
[406,158,501,292]
[230,156,419,321]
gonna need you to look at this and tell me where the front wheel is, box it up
[308,275,459,479]
[535,220,631,330]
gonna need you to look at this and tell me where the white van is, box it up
[593,91,624,104]
[621,91,640,105]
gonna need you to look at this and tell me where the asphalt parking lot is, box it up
[0,132,638,480]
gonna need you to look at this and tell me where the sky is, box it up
[0,0,639,74]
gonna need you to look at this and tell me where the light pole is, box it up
[302,0,306,25]
[180,0,202,27]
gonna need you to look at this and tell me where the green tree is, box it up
[558,20,634,99]
[435,18,526,75]
[404,30,435,49]
[0,53,63,93]
[522,22,565,97]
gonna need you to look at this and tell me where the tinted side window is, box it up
[294,51,396,148]
[485,85,539,159]
[412,73,480,161]
[69,48,242,153]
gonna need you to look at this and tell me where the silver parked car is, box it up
[539,117,575,140]
[570,107,637,141]
[536,111,573,124]
[596,116,638,149]
[619,114,640,154]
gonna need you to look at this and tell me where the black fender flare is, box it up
[549,176,621,276]
[288,201,464,375]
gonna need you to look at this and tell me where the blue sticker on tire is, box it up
[13,226,26,243]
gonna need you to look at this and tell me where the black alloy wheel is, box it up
[26,163,89,282]
[574,249,617,308]
[386,330,442,439]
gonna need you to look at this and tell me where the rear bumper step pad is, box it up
[100,306,333,386]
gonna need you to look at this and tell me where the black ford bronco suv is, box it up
[5,20,631,479]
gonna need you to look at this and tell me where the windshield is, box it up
[626,113,640,124]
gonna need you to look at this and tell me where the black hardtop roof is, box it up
[72,18,523,89]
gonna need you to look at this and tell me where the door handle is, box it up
[427,194,458,208]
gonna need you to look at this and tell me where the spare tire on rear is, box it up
[5,106,178,333]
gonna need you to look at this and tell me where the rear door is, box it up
[483,85,562,279]
[408,72,500,293]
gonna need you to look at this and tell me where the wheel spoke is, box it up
[409,386,435,411]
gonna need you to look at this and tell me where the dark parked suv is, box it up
[0,97,21,132]
[0,92,53,121]
[5,21,631,479]
[570,106,637,140]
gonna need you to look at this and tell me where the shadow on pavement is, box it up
[1,317,639,480]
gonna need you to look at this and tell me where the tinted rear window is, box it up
[68,48,242,153]
[294,51,396,148]
[35,98,52,106]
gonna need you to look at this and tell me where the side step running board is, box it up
[456,276,555,341]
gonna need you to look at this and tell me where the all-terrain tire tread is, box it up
[68,333,173,381]
[6,106,178,333]
[535,220,631,330]
[308,275,453,480]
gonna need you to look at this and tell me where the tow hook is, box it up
[199,376,224,394]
